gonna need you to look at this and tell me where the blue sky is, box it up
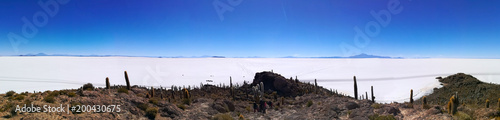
[0,0,499,58]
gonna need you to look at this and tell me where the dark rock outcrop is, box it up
[345,101,360,110]
[251,71,300,96]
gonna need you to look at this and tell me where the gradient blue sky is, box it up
[0,0,499,58]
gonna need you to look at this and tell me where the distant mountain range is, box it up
[12,53,403,59]
[283,53,403,59]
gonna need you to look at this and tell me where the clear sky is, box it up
[0,0,499,58]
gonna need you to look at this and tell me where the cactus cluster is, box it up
[252,82,265,104]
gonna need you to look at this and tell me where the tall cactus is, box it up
[281,97,285,105]
[295,76,299,83]
[447,95,458,115]
[105,77,110,89]
[314,79,318,94]
[124,71,131,90]
[371,86,375,103]
[365,92,368,100]
[253,84,261,104]
[422,96,428,109]
[486,99,490,108]
[410,89,414,104]
[183,88,190,99]
[151,86,155,98]
[353,76,358,99]
[230,77,235,100]
[260,82,264,99]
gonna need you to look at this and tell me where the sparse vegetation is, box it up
[118,87,128,94]
[44,95,55,103]
[67,92,76,97]
[369,114,396,120]
[1,72,499,119]
[453,111,472,120]
[14,95,25,100]
[149,98,158,105]
[145,107,158,119]
[177,104,187,110]
[182,98,191,105]
[6,90,16,97]
[211,113,233,120]
[307,100,313,107]
[238,114,245,120]
[137,103,149,111]
[372,103,382,109]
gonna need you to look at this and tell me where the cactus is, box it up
[353,76,358,100]
[260,82,264,99]
[314,79,318,94]
[447,95,458,115]
[230,77,234,100]
[365,92,368,100]
[486,99,490,108]
[422,96,428,109]
[371,86,375,103]
[272,91,278,101]
[105,77,110,89]
[151,86,155,98]
[281,97,285,105]
[253,85,261,104]
[124,71,131,90]
[410,89,414,104]
[295,76,299,83]
[183,88,190,99]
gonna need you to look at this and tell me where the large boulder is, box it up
[211,99,235,113]
[158,101,183,119]
[251,71,300,96]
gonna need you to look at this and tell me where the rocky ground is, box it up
[0,72,499,120]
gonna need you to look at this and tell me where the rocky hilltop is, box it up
[0,72,499,119]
